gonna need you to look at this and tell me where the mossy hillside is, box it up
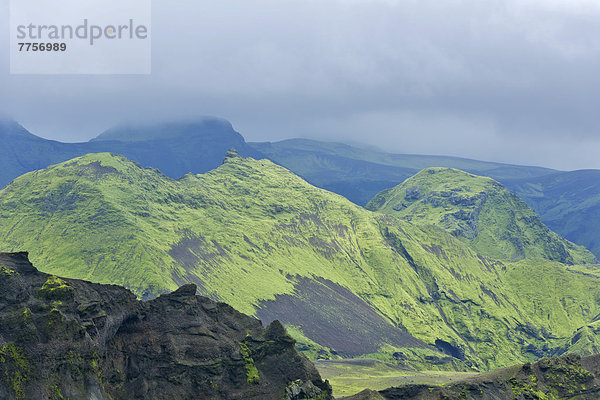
[0,156,176,298]
[367,168,595,264]
[379,222,600,369]
[314,358,478,398]
[554,319,600,358]
[285,325,340,360]
[0,153,466,353]
[503,170,600,260]
[0,154,599,369]
[504,261,600,340]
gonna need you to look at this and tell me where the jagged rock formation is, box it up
[0,252,332,400]
[342,353,600,399]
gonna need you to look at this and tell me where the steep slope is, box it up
[504,169,600,259]
[253,139,600,261]
[0,118,262,189]
[0,252,332,400]
[343,353,600,400]
[366,168,594,264]
[0,153,599,370]
[0,152,449,364]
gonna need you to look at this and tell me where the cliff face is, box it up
[0,252,332,400]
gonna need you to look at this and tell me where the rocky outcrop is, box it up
[342,353,600,400]
[0,252,332,400]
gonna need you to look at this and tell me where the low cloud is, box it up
[1,0,599,169]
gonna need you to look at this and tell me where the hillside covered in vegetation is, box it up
[0,153,598,371]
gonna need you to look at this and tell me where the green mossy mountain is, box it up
[366,168,595,264]
[3,118,600,262]
[253,139,600,261]
[0,153,599,371]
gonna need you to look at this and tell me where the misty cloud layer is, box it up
[1,0,600,170]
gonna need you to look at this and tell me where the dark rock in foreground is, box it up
[342,353,600,400]
[0,252,332,400]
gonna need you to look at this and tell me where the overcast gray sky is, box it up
[1,0,600,170]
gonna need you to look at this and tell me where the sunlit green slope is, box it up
[503,169,600,259]
[0,153,598,370]
[254,138,600,260]
[367,167,595,264]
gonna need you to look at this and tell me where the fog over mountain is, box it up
[1,0,600,170]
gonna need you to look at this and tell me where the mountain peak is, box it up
[61,152,132,168]
[368,167,595,264]
[91,117,238,143]
[223,148,241,163]
[412,166,499,183]
[0,119,39,139]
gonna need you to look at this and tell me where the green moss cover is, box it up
[367,167,595,264]
[253,139,600,262]
[0,343,31,400]
[39,275,75,300]
[239,341,260,384]
[0,265,16,277]
[503,170,600,260]
[0,154,598,370]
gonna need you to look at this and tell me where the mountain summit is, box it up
[0,119,41,140]
[91,118,242,143]
[367,167,595,264]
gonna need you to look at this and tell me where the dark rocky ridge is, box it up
[0,252,332,400]
[342,353,600,400]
